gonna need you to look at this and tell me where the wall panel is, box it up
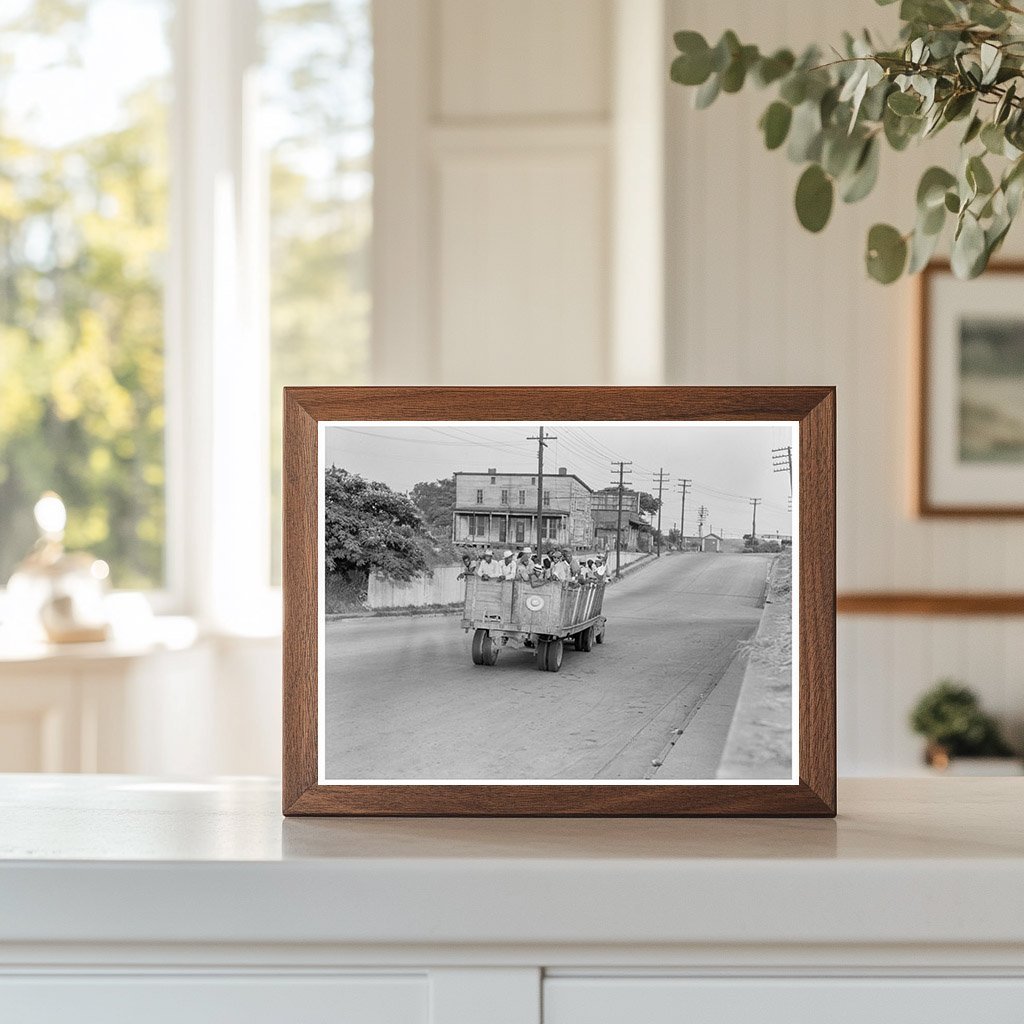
[665,0,1024,773]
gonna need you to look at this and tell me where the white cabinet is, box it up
[2,975,428,1024]
[2,777,1023,1023]
[544,977,1024,1024]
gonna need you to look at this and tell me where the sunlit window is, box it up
[0,0,171,589]
[262,0,372,580]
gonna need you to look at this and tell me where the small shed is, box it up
[700,532,723,553]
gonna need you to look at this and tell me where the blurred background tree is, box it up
[0,0,170,588]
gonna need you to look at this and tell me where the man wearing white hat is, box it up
[477,549,503,579]
[516,545,539,582]
[497,548,517,581]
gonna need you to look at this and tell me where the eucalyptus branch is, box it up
[670,0,1024,283]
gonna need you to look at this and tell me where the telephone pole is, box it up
[749,497,761,542]
[527,426,556,554]
[772,446,793,495]
[652,468,669,557]
[610,460,633,578]
[677,478,691,550]
[697,505,708,548]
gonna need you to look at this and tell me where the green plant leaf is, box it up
[754,49,795,87]
[694,73,721,109]
[710,30,740,73]
[795,164,834,232]
[671,32,713,86]
[944,190,960,213]
[842,137,880,203]
[787,101,823,162]
[951,212,986,278]
[760,101,792,150]
[866,223,907,283]
[962,115,983,145]
[981,121,1005,155]
[917,166,957,210]
[779,74,807,106]
[967,154,995,196]
[888,90,921,115]
[908,221,942,273]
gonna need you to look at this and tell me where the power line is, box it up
[772,445,793,495]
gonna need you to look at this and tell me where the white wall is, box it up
[664,0,1024,772]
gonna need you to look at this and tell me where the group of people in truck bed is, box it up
[458,546,608,585]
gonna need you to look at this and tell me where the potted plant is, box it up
[909,680,1018,771]
[670,0,1024,283]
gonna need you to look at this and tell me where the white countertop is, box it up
[2,776,1023,950]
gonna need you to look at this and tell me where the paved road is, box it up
[324,553,771,780]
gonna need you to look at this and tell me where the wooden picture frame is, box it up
[917,260,1024,517]
[283,387,836,817]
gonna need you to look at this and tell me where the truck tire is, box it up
[544,638,564,672]
[577,625,594,652]
[536,640,549,670]
[595,625,605,644]
[472,628,499,666]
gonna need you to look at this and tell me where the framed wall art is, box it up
[282,387,836,816]
[918,261,1024,517]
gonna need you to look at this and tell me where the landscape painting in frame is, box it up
[921,263,1024,515]
[317,420,799,786]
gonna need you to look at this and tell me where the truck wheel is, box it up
[595,626,605,644]
[544,639,564,672]
[535,640,549,670]
[472,629,498,666]
[579,626,594,652]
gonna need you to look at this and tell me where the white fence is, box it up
[366,551,655,611]
[366,566,465,610]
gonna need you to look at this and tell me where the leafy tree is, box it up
[323,467,428,581]
[410,477,456,541]
[670,0,1024,283]
[667,527,682,546]
[638,491,662,515]
[0,2,168,586]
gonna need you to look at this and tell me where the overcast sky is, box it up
[324,421,795,537]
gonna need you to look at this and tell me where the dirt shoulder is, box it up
[716,552,793,780]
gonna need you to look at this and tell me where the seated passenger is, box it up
[497,549,517,581]
[477,549,503,579]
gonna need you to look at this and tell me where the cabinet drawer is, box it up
[0,974,428,1024]
[544,977,1024,1024]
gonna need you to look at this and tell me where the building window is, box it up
[0,0,173,590]
[543,490,551,507]
[518,490,525,505]
[498,519,507,543]
[476,489,483,504]
[544,517,559,539]
[490,475,495,484]
[500,489,508,504]
[531,476,536,485]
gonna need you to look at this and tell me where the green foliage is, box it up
[410,477,456,542]
[323,468,429,582]
[670,1,1024,282]
[638,491,662,515]
[909,680,1015,756]
[0,2,168,587]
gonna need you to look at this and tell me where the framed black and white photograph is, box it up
[918,262,1024,517]
[283,387,836,816]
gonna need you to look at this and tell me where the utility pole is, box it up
[772,446,793,495]
[697,505,708,548]
[749,497,761,542]
[610,460,633,578]
[677,478,691,550]
[652,468,669,557]
[527,425,556,555]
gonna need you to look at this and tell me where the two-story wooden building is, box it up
[452,468,595,551]
[590,488,653,553]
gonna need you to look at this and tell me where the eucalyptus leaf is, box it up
[760,101,793,150]
[951,211,987,278]
[754,49,795,87]
[866,223,908,283]
[981,122,1005,155]
[694,73,721,109]
[787,101,823,162]
[917,166,957,210]
[967,154,995,195]
[842,137,880,203]
[908,221,942,273]
[795,164,834,232]
[888,90,921,115]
